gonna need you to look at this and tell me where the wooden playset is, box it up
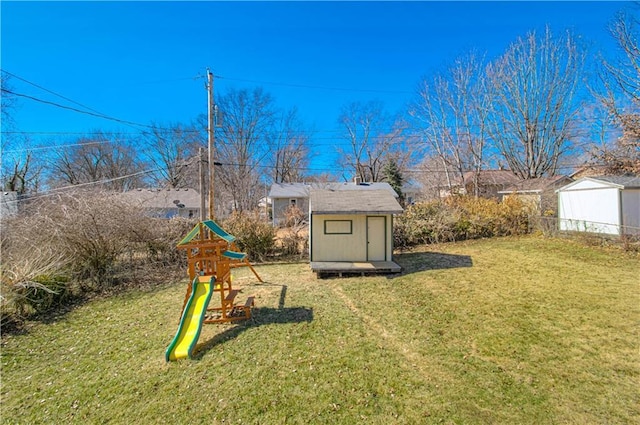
[178,220,262,323]
[165,220,262,361]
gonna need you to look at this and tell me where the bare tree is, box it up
[590,114,640,175]
[411,53,493,196]
[268,108,310,183]
[590,10,640,175]
[1,147,42,194]
[143,122,202,188]
[486,27,585,179]
[599,10,640,110]
[338,101,408,182]
[414,155,457,200]
[49,132,145,191]
[1,72,16,130]
[215,87,276,213]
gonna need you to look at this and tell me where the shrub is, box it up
[283,205,306,228]
[277,224,309,258]
[0,250,72,319]
[128,216,194,266]
[222,212,276,262]
[27,191,148,288]
[1,190,193,324]
[394,196,530,248]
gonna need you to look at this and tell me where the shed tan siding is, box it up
[310,214,394,262]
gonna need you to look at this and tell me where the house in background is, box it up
[1,191,18,218]
[120,188,202,219]
[309,188,403,277]
[440,170,520,199]
[557,176,640,236]
[569,164,605,180]
[498,175,573,214]
[269,181,399,226]
[268,183,312,226]
[401,181,422,205]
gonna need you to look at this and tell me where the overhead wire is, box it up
[216,74,413,94]
[2,69,107,116]
[1,88,157,130]
[3,69,620,146]
[0,69,191,133]
[2,167,165,204]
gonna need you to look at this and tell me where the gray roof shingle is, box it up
[310,189,403,214]
[270,182,398,198]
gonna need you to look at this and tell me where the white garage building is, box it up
[557,176,640,236]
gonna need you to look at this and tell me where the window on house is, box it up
[290,199,297,207]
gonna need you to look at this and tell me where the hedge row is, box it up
[394,196,530,248]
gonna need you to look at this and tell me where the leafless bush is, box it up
[278,223,309,258]
[22,191,146,287]
[394,196,530,248]
[1,190,194,323]
[1,246,70,319]
[283,205,306,227]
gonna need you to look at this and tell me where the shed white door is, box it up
[367,216,386,261]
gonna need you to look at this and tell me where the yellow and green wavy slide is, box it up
[165,276,214,361]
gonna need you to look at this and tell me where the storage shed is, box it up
[309,189,403,276]
[557,176,640,236]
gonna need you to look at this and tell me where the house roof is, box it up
[498,175,573,194]
[556,175,640,192]
[401,181,421,193]
[310,189,403,215]
[569,164,605,179]
[120,188,201,209]
[1,191,18,218]
[269,183,311,198]
[269,182,398,198]
[587,175,640,189]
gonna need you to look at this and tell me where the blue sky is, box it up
[0,1,630,174]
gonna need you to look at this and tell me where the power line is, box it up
[1,69,106,116]
[2,140,115,154]
[216,75,413,94]
[1,88,156,130]
[5,167,164,204]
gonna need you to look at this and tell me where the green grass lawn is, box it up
[2,236,639,424]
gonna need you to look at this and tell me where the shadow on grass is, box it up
[394,251,473,276]
[192,285,313,359]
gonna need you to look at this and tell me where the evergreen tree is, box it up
[382,159,405,206]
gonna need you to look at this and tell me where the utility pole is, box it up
[207,68,215,220]
[198,147,206,221]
